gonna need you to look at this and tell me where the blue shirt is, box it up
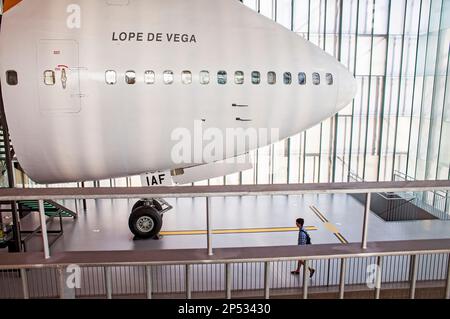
[298,227,308,245]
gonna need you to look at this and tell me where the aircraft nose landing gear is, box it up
[128,199,172,240]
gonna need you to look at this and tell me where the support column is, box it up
[58,266,76,299]
[264,261,271,299]
[146,266,152,299]
[409,255,418,299]
[339,258,346,299]
[185,265,192,299]
[38,200,50,259]
[362,193,371,249]
[225,263,232,299]
[302,260,309,299]
[206,197,213,256]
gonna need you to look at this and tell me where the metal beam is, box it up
[0,181,449,201]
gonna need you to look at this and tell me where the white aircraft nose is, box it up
[336,68,357,110]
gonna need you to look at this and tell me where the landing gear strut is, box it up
[128,199,172,239]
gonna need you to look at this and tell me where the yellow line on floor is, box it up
[310,205,348,244]
[160,226,318,236]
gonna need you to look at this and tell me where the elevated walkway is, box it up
[0,239,449,299]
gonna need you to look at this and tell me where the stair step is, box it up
[18,200,77,218]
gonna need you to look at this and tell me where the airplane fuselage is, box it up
[0,0,357,184]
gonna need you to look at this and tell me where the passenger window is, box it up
[6,70,18,86]
[298,72,306,85]
[144,71,155,84]
[182,71,192,84]
[283,72,292,85]
[312,72,320,85]
[163,70,174,84]
[251,71,260,85]
[217,71,227,85]
[326,73,333,85]
[268,72,276,85]
[235,71,244,85]
[200,71,210,85]
[44,70,55,86]
[125,71,136,84]
[105,70,116,85]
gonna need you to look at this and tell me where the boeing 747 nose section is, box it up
[337,67,358,111]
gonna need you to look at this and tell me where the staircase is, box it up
[18,200,77,219]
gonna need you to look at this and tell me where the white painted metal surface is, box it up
[0,0,357,184]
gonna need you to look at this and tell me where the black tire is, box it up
[128,206,162,239]
[132,199,163,212]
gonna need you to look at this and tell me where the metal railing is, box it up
[0,240,450,299]
[1,180,450,299]
[394,171,450,219]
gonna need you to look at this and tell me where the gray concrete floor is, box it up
[19,194,450,252]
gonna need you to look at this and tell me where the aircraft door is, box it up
[37,40,81,113]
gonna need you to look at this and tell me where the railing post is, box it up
[145,266,152,299]
[20,269,29,299]
[409,255,418,299]
[375,256,382,299]
[264,262,271,299]
[38,200,50,259]
[58,265,76,299]
[302,260,309,299]
[206,197,213,256]
[185,264,192,299]
[362,193,371,249]
[81,182,87,210]
[104,267,112,299]
[225,263,232,299]
[339,258,346,299]
[445,254,450,299]
[326,259,331,287]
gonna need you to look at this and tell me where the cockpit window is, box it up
[218,71,227,85]
[298,72,306,85]
[6,70,18,86]
[312,72,320,85]
[268,72,276,85]
[163,71,174,84]
[144,71,155,84]
[105,70,116,85]
[125,71,136,84]
[252,71,260,85]
[284,72,292,85]
[235,71,244,85]
[200,71,210,85]
[326,73,333,85]
[182,71,192,84]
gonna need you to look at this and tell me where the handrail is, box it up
[1,239,450,269]
[0,180,450,200]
